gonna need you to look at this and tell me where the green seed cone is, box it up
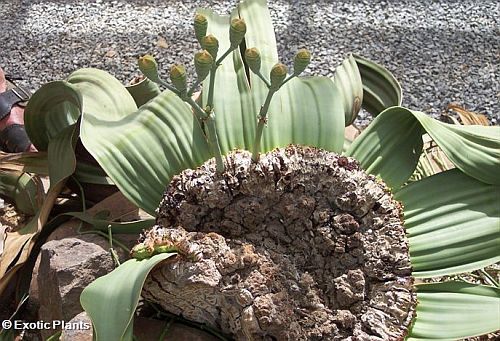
[270,63,288,89]
[138,55,161,83]
[293,49,311,75]
[194,14,208,44]
[170,64,187,92]
[201,34,219,59]
[194,50,214,81]
[244,47,261,74]
[130,243,154,260]
[153,244,175,254]
[229,18,247,48]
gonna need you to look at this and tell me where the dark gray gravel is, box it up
[0,0,498,126]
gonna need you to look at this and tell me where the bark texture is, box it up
[140,146,416,340]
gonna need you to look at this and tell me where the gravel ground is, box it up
[0,0,498,126]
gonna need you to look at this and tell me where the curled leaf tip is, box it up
[138,55,161,83]
[244,47,261,74]
[194,50,214,82]
[229,18,247,48]
[293,48,311,75]
[170,64,187,92]
[194,14,208,44]
[270,63,288,89]
[201,34,219,59]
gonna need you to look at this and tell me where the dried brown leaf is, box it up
[0,151,48,174]
[0,181,65,296]
[447,104,489,126]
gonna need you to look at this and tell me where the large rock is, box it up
[26,191,151,338]
[37,236,117,339]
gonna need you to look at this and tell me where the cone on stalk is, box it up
[194,50,214,82]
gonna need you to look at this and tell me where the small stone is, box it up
[105,49,117,58]
[60,312,93,341]
[157,36,168,49]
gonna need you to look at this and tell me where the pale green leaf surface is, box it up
[342,138,352,153]
[199,0,345,155]
[47,124,78,186]
[0,171,42,215]
[347,107,500,188]
[81,253,175,341]
[13,173,42,215]
[70,68,210,214]
[332,55,363,126]
[415,111,500,185]
[346,107,424,188]
[23,76,113,186]
[395,169,500,277]
[25,81,82,151]
[67,68,138,121]
[407,282,500,340]
[79,86,211,214]
[24,68,211,215]
[353,54,402,116]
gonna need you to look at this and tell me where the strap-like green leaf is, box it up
[23,68,211,215]
[407,282,500,340]
[353,54,402,116]
[81,253,175,341]
[76,78,211,214]
[23,80,108,186]
[67,69,209,214]
[346,107,424,188]
[47,124,78,186]
[332,55,363,126]
[25,81,82,151]
[62,211,154,234]
[347,107,500,188]
[0,171,42,215]
[417,114,500,185]
[199,0,346,155]
[67,68,138,121]
[395,169,500,277]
